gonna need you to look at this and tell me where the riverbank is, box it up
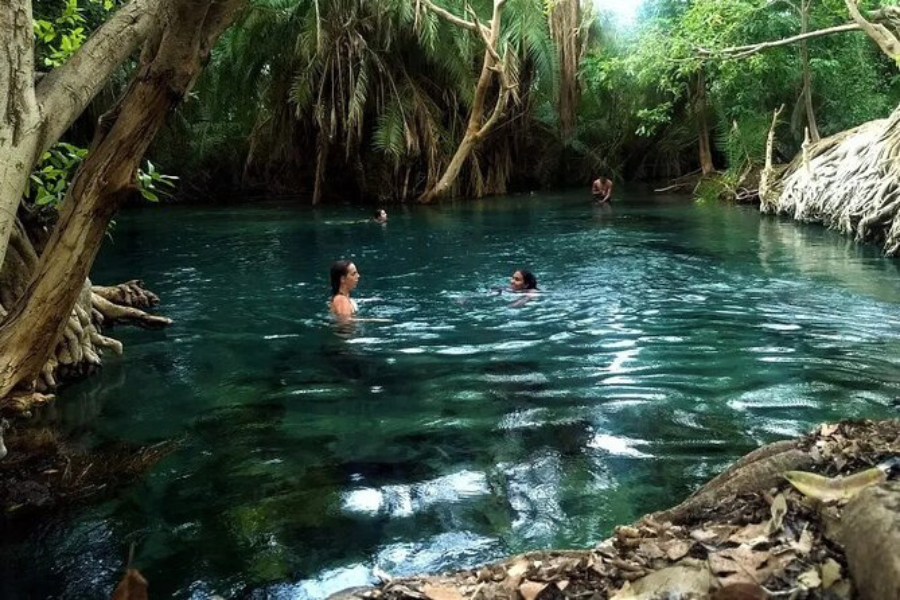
[329,420,900,600]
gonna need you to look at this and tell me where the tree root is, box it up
[762,104,900,255]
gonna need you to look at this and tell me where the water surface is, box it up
[3,190,900,598]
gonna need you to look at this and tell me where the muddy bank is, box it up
[329,420,900,600]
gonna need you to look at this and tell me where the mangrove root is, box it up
[761,103,900,255]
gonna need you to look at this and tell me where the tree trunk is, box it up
[416,0,511,203]
[550,0,581,142]
[0,0,245,403]
[694,71,715,175]
[800,0,820,143]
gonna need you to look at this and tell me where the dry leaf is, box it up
[506,558,529,581]
[784,467,886,503]
[798,567,822,588]
[661,540,692,561]
[112,569,148,600]
[821,558,842,589]
[556,580,570,591]
[767,493,787,535]
[819,423,840,437]
[423,584,464,600]
[690,524,736,545]
[791,527,813,555]
[709,545,795,587]
[637,540,665,560]
[519,580,547,600]
[610,561,714,599]
[728,522,770,547]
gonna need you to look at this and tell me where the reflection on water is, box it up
[3,191,900,598]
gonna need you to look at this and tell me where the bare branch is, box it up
[697,23,862,59]
[416,0,477,31]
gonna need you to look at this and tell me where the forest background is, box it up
[24,0,900,210]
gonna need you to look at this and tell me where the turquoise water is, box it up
[3,190,900,598]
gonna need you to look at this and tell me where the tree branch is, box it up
[416,0,477,31]
[697,23,862,59]
[844,0,900,61]
[34,0,163,158]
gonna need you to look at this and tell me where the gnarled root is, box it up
[91,291,172,329]
[92,279,160,310]
[762,104,900,255]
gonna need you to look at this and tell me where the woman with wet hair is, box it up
[329,260,360,321]
[510,269,537,291]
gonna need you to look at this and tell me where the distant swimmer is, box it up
[591,176,613,204]
[373,209,388,223]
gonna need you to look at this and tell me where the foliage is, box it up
[32,0,118,67]
[25,144,177,209]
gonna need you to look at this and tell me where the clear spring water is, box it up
[3,189,900,598]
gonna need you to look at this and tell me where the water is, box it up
[3,190,900,598]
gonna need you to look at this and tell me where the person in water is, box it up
[330,260,360,320]
[508,269,539,307]
[592,176,613,203]
[373,209,388,223]
[510,269,537,292]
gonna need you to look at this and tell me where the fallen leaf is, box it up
[784,467,886,503]
[709,545,795,587]
[506,559,529,579]
[728,521,770,547]
[610,560,714,599]
[112,569,148,600]
[790,527,813,555]
[519,580,547,600]
[556,580,570,591]
[423,584,464,600]
[767,493,787,535]
[690,524,736,545]
[798,567,821,589]
[821,558,842,589]
[819,423,840,437]
[637,540,665,560]
[661,540,692,561]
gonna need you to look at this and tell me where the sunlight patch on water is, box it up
[341,470,489,517]
[588,433,652,458]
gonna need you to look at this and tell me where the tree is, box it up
[0,0,245,408]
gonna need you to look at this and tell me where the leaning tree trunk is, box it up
[0,0,245,408]
[416,0,515,204]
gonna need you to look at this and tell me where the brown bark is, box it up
[694,71,715,176]
[0,0,245,401]
[416,0,513,203]
[799,0,820,143]
[550,0,581,142]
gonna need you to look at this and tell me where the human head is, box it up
[510,269,537,291]
[330,260,359,296]
[374,209,387,222]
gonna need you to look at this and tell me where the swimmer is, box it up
[591,176,613,203]
[508,269,539,307]
[328,261,390,323]
[373,209,388,223]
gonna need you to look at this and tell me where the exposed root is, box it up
[762,103,900,255]
[92,279,160,310]
[2,391,56,416]
[91,291,172,329]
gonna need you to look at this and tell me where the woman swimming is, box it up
[510,269,537,292]
[329,260,360,321]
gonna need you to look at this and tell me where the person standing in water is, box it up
[329,260,360,321]
[592,176,613,203]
